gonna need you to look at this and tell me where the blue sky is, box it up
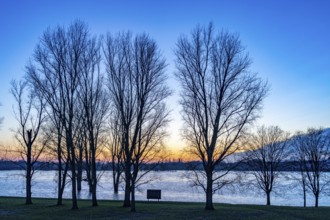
[0,0,330,151]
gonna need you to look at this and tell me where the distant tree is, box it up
[27,20,92,209]
[174,22,269,210]
[291,131,308,207]
[293,128,330,207]
[104,32,171,212]
[10,80,47,205]
[245,125,289,206]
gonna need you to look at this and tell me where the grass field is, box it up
[0,197,329,219]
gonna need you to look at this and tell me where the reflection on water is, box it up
[0,170,329,207]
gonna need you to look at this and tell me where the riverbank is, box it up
[0,197,329,219]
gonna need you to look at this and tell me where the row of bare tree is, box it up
[245,126,330,207]
[9,20,170,212]
[174,23,329,209]
[6,20,329,212]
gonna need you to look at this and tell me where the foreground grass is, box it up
[0,197,329,220]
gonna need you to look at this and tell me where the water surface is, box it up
[0,170,328,207]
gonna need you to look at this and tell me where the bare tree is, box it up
[293,128,330,207]
[289,130,309,208]
[130,103,170,212]
[174,23,268,210]
[78,35,108,206]
[104,33,133,207]
[245,125,289,205]
[10,80,47,205]
[108,112,124,194]
[27,20,92,209]
[292,132,308,207]
[104,32,171,211]
[44,116,68,206]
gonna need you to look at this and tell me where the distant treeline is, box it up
[1,160,329,172]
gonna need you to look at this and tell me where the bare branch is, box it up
[175,22,269,210]
[245,125,290,205]
[104,32,171,211]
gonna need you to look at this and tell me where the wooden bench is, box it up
[147,189,161,201]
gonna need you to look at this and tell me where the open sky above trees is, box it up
[0,0,330,155]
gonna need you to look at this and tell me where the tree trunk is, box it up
[315,179,319,208]
[26,131,32,205]
[303,186,306,208]
[57,145,62,206]
[131,182,136,212]
[26,149,32,205]
[302,176,306,208]
[57,167,62,205]
[84,146,92,193]
[68,133,78,210]
[266,191,271,206]
[123,160,131,207]
[90,135,98,207]
[59,161,68,205]
[77,144,83,191]
[114,170,120,193]
[113,182,119,194]
[205,171,214,210]
[26,161,32,205]
[112,156,120,194]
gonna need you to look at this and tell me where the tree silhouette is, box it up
[104,32,171,211]
[77,34,108,206]
[107,110,124,194]
[27,20,94,209]
[174,22,268,210]
[43,116,68,206]
[245,125,289,206]
[10,80,47,205]
[293,128,330,207]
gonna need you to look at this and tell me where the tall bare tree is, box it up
[245,125,289,205]
[78,35,108,206]
[10,80,47,205]
[174,23,268,210]
[293,128,330,207]
[104,32,171,211]
[27,20,91,209]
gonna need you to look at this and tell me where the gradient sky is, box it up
[0,0,330,153]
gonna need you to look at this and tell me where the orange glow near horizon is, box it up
[0,140,196,162]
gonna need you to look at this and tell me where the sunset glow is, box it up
[1,0,329,159]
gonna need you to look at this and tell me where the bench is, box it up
[147,189,161,201]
